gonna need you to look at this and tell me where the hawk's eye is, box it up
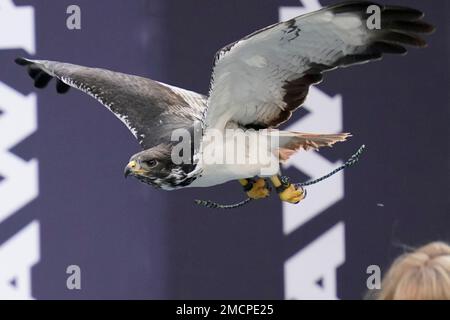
[143,159,157,168]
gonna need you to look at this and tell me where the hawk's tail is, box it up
[276,131,350,162]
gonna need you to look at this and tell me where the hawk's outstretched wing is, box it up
[204,1,434,130]
[15,58,207,149]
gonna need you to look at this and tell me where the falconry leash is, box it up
[195,144,366,210]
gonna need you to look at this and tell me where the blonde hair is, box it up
[378,242,450,300]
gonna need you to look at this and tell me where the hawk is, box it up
[15,1,434,204]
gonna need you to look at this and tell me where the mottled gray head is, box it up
[124,144,196,189]
[124,145,172,186]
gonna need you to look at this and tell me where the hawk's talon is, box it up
[279,183,306,204]
[242,178,256,192]
[244,178,270,200]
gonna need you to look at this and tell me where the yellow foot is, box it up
[270,175,306,204]
[279,184,306,204]
[239,178,270,200]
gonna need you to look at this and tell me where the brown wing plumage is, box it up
[205,1,434,131]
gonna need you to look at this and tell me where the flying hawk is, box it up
[15,1,434,204]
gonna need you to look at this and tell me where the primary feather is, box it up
[205,1,434,131]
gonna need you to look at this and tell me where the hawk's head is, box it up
[124,144,197,190]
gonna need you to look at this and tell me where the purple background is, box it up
[0,0,448,299]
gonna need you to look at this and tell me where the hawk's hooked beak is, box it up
[124,160,137,178]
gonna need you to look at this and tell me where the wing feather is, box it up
[15,58,207,149]
[204,1,434,130]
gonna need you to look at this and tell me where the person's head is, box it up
[378,242,450,300]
